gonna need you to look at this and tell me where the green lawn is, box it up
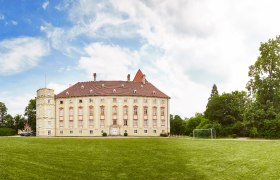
[0,137,280,179]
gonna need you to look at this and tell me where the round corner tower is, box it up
[36,88,55,136]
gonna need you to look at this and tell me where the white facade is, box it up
[36,89,170,136]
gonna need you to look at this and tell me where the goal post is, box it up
[193,128,216,139]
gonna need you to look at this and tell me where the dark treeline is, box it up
[171,35,280,138]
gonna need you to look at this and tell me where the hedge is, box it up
[0,127,16,136]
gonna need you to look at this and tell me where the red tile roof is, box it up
[55,70,170,99]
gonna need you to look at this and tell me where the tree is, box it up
[24,99,36,132]
[204,91,248,136]
[209,84,219,100]
[186,113,209,136]
[0,102,7,126]
[170,115,187,135]
[4,114,14,129]
[247,36,280,112]
[14,114,25,132]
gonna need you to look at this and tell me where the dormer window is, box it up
[90,89,93,93]
[113,89,116,93]
[133,90,137,94]
[81,85,84,89]
[102,84,105,87]
[121,84,124,87]
[153,91,156,94]
[66,91,69,95]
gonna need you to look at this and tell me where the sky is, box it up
[0,0,280,118]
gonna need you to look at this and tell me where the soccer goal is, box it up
[193,128,216,139]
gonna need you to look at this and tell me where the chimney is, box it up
[142,74,146,84]
[93,73,96,81]
[127,74,130,82]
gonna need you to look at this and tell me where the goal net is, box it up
[193,128,216,139]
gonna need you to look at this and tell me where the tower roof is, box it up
[133,69,144,82]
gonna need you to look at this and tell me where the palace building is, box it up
[36,70,170,136]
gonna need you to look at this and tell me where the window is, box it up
[161,108,165,116]
[69,108,74,116]
[124,119,128,126]
[133,106,138,115]
[124,98,127,103]
[69,99,72,104]
[89,107,94,116]
[70,130,73,134]
[153,107,157,116]
[113,120,117,125]
[153,130,157,133]
[134,99,138,103]
[60,130,63,135]
[153,99,157,104]
[48,109,51,117]
[134,130,137,133]
[90,130,93,134]
[144,130,148,133]
[161,120,165,126]
[113,106,117,114]
[144,119,148,127]
[100,98,104,103]
[123,106,128,115]
[161,100,165,104]
[153,119,157,127]
[79,99,83,103]
[144,107,148,116]
[78,108,83,116]
[59,109,64,116]
[100,106,105,115]
[78,120,83,128]
[48,130,51,135]
[69,120,73,128]
[48,121,51,128]
[59,120,63,127]
[162,130,165,133]
[100,119,105,127]
[60,100,63,104]
[48,99,51,104]
[79,130,82,134]
[89,120,94,127]
[133,119,138,127]
[144,99,148,103]
[113,98,117,103]
[89,98,93,103]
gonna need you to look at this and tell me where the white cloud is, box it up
[0,91,34,116]
[78,43,139,80]
[0,37,48,75]
[42,1,49,10]
[47,82,69,94]
[10,20,18,25]
[48,0,280,117]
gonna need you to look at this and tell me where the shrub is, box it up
[160,133,168,137]
[124,132,128,136]
[0,128,16,136]
[249,127,258,138]
[102,132,107,136]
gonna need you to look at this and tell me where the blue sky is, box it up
[1,0,280,117]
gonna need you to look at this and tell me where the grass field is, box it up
[1,137,280,179]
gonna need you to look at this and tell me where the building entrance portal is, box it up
[110,127,120,136]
